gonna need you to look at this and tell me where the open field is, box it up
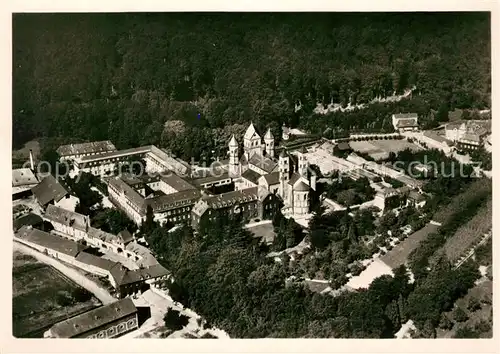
[349,139,421,160]
[380,223,440,269]
[12,251,100,338]
[443,200,492,264]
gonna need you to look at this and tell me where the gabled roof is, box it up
[203,187,259,210]
[31,174,69,206]
[109,263,128,286]
[48,298,137,338]
[460,133,481,143]
[44,204,88,232]
[16,226,86,257]
[75,252,117,271]
[191,199,210,217]
[241,169,262,184]
[88,227,121,244]
[261,171,280,186]
[146,189,201,212]
[13,213,43,232]
[393,113,418,119]
[288,172,302,186]
[244,122,260,140]
[56,140,117,157]
[160,173,197,192]
[445,121,465,130]
[12,168,38,187]
[108,177,146,212]
[136,263,169,280]
[248,154,277,174]
[396,118,418,128]
[118,230,134,244]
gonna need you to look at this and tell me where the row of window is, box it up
[164,206,191,216]
[166,214,190,222]
[86,319,137,339]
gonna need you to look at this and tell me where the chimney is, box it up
[29,149,35,171]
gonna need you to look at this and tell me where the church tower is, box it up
[297,146,308,177]
[278,150,290,199]
[282,123,290,141]
[264,128,275,158]
[228,135,239,177]
[243,122,262,158]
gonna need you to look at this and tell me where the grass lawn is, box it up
[379,223,440,269]
[246,223,276,244]
[12,251,101,338]
[349,139,421,160]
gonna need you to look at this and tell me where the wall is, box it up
[154,205,192,225]
[50,220,87,239]
[108,190,144,226]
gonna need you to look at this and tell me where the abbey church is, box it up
[228,123,316,215]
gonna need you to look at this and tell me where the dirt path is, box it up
[13,241,116,305]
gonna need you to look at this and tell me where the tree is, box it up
[71,288,92,302]
[436,103,450,122]
[453,307,468,323]
[143,205,155,232]
[163,309,189,331]
[453,326,479,338]
[438,314,453,330]
[55,292,73,307]
[467,298,481,312]
[39,149,65,176]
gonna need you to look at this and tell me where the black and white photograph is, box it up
[8,7,494,344]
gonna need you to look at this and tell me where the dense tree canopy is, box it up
[13,13,490,155]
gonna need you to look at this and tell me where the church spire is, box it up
[229,135,238,147]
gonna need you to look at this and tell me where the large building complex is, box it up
[444,120,491,151]
[229,123,317,215]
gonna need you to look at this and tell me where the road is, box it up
[14,241,116,305]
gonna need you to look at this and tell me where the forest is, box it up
[13,13,490,159]
[143,212,480,338]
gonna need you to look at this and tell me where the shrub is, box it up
[438,314,453,330]
[55,292,73,307]
[454,326,479,338]
[453,307,468,323]
[467,298,481,312]
[164,309,190,331]
[71,288,92,302]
